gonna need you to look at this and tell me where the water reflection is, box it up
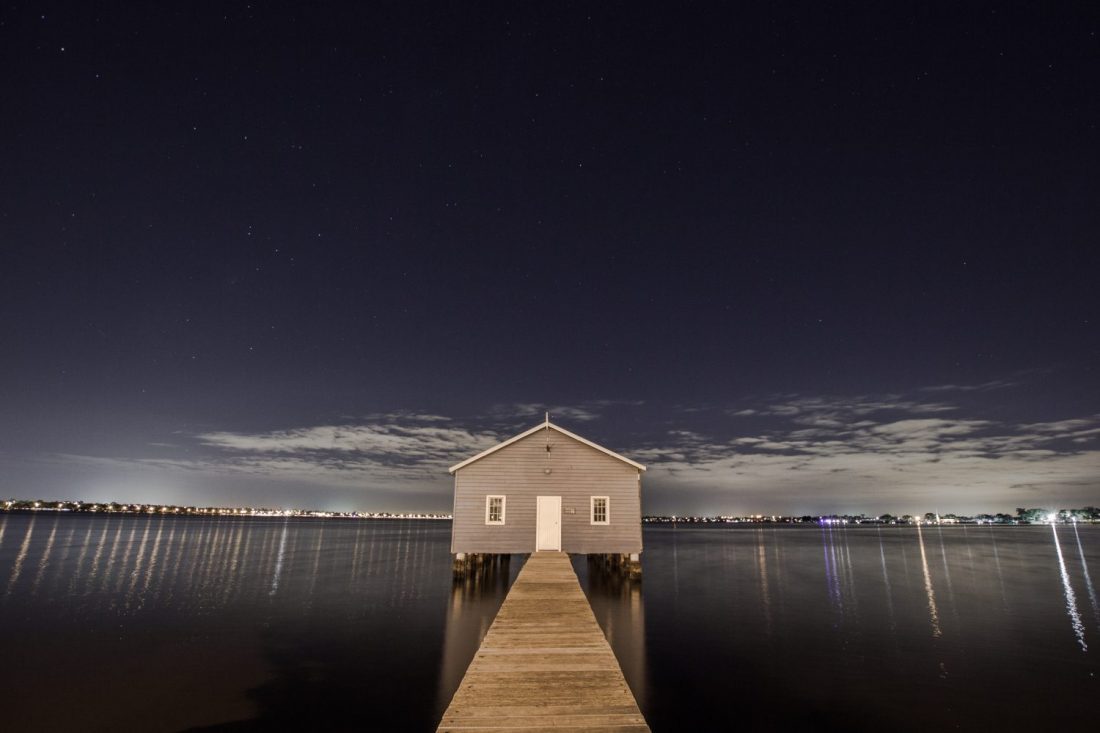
[915,523,942,638]
[1,515,471,622]
[1051,524,1088,652]
[307,523,324,603]
[30,516,59,595]
[84,518,110,597]
[125,518,152,604]
[822,525,842,614]
[141,519,167,602]
[112,521,138,596]
[65,522,95,596]
[100,520,124,594]
[48,517,75,593]
[6,513,35,595]
[269,521,289,596]
[437,553,518,716]
[877,527,896,631]
[2,516,1099,732]
[1,515,504,731]
[577,555,648,712]
[988,523,1008,609]
[841,528,857,614]
[1073,522,1100,627]
[756,530,772,637]
[936,526,959,624]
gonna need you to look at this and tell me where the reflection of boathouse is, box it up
[448,417,645,568]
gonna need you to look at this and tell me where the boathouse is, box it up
[448,417,645,559]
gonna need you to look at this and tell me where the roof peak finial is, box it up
[545,410,550,425]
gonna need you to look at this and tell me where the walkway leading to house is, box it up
[436,551,650,732]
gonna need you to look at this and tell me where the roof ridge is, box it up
[448,421,646,473]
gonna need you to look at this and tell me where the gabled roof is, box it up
[448,418,647,474]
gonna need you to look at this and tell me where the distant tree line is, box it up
[1014,507,1100,523]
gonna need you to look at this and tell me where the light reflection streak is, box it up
[52,522,77,587]
[222,523,245,604]
[878,528,895,631]
[671,523,679,608]
[212,521,232,600]
[30,517,60,596]
[1051,524,1087,652]
[1072,523,1099,626]
[307,523,325,604]
[225,523,244,577]
[217,523,233,578]
[936,526,958,623]
[756,530,772,637]
[67,523,96,595]
[270,521,289,596]
[821,525,841,613]
[187,521,212,599]
[126,518,153,602]
[364,519,376,578]
[230,524,252,603]
[770,529,785,616]
[841,529,857,615]
[398,524,412,605]
[406,523,420,601]
[255,525,275,600]
[111,523,139,595]
[6,514,37,596]
[266,524,283,587]
[138,518,166,607]
[350,524,364,580]
[84,518,112,596]
[916,524,942,638]
[161,521,182,606]
[988,524,1008,609]
[284,522,303,599]
[0,514,8,548]
[199,521,223,596]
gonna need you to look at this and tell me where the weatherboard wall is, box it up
[450,426,643,555]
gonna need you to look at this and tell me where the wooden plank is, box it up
[437,552,649,733]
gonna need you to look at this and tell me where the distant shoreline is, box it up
[2,499,1097,526]
[0,500,449,520]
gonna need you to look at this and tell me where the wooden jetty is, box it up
[437,551,650,732]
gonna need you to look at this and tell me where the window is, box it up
[591,496,609,525]
[486,495,506,525]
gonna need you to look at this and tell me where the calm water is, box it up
[1,515,1098,731]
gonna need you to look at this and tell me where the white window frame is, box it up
[590,496,610,525]
[485,495,506,525]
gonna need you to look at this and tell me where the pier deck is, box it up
[437,551,649,732]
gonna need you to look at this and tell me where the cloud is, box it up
[1021,417,1100,436]
[728,394,959,425]
[198,423,488,458]
[35,389,1097,515]
[191,416,501,483]
[640,394,1100,514]
[499,399,644,424]
[919,379,1019,393]
[40,415,502,499]
[36,404,643,509]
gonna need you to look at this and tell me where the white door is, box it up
[536,496,562,551]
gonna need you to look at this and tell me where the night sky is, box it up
[2,2,1097,515]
